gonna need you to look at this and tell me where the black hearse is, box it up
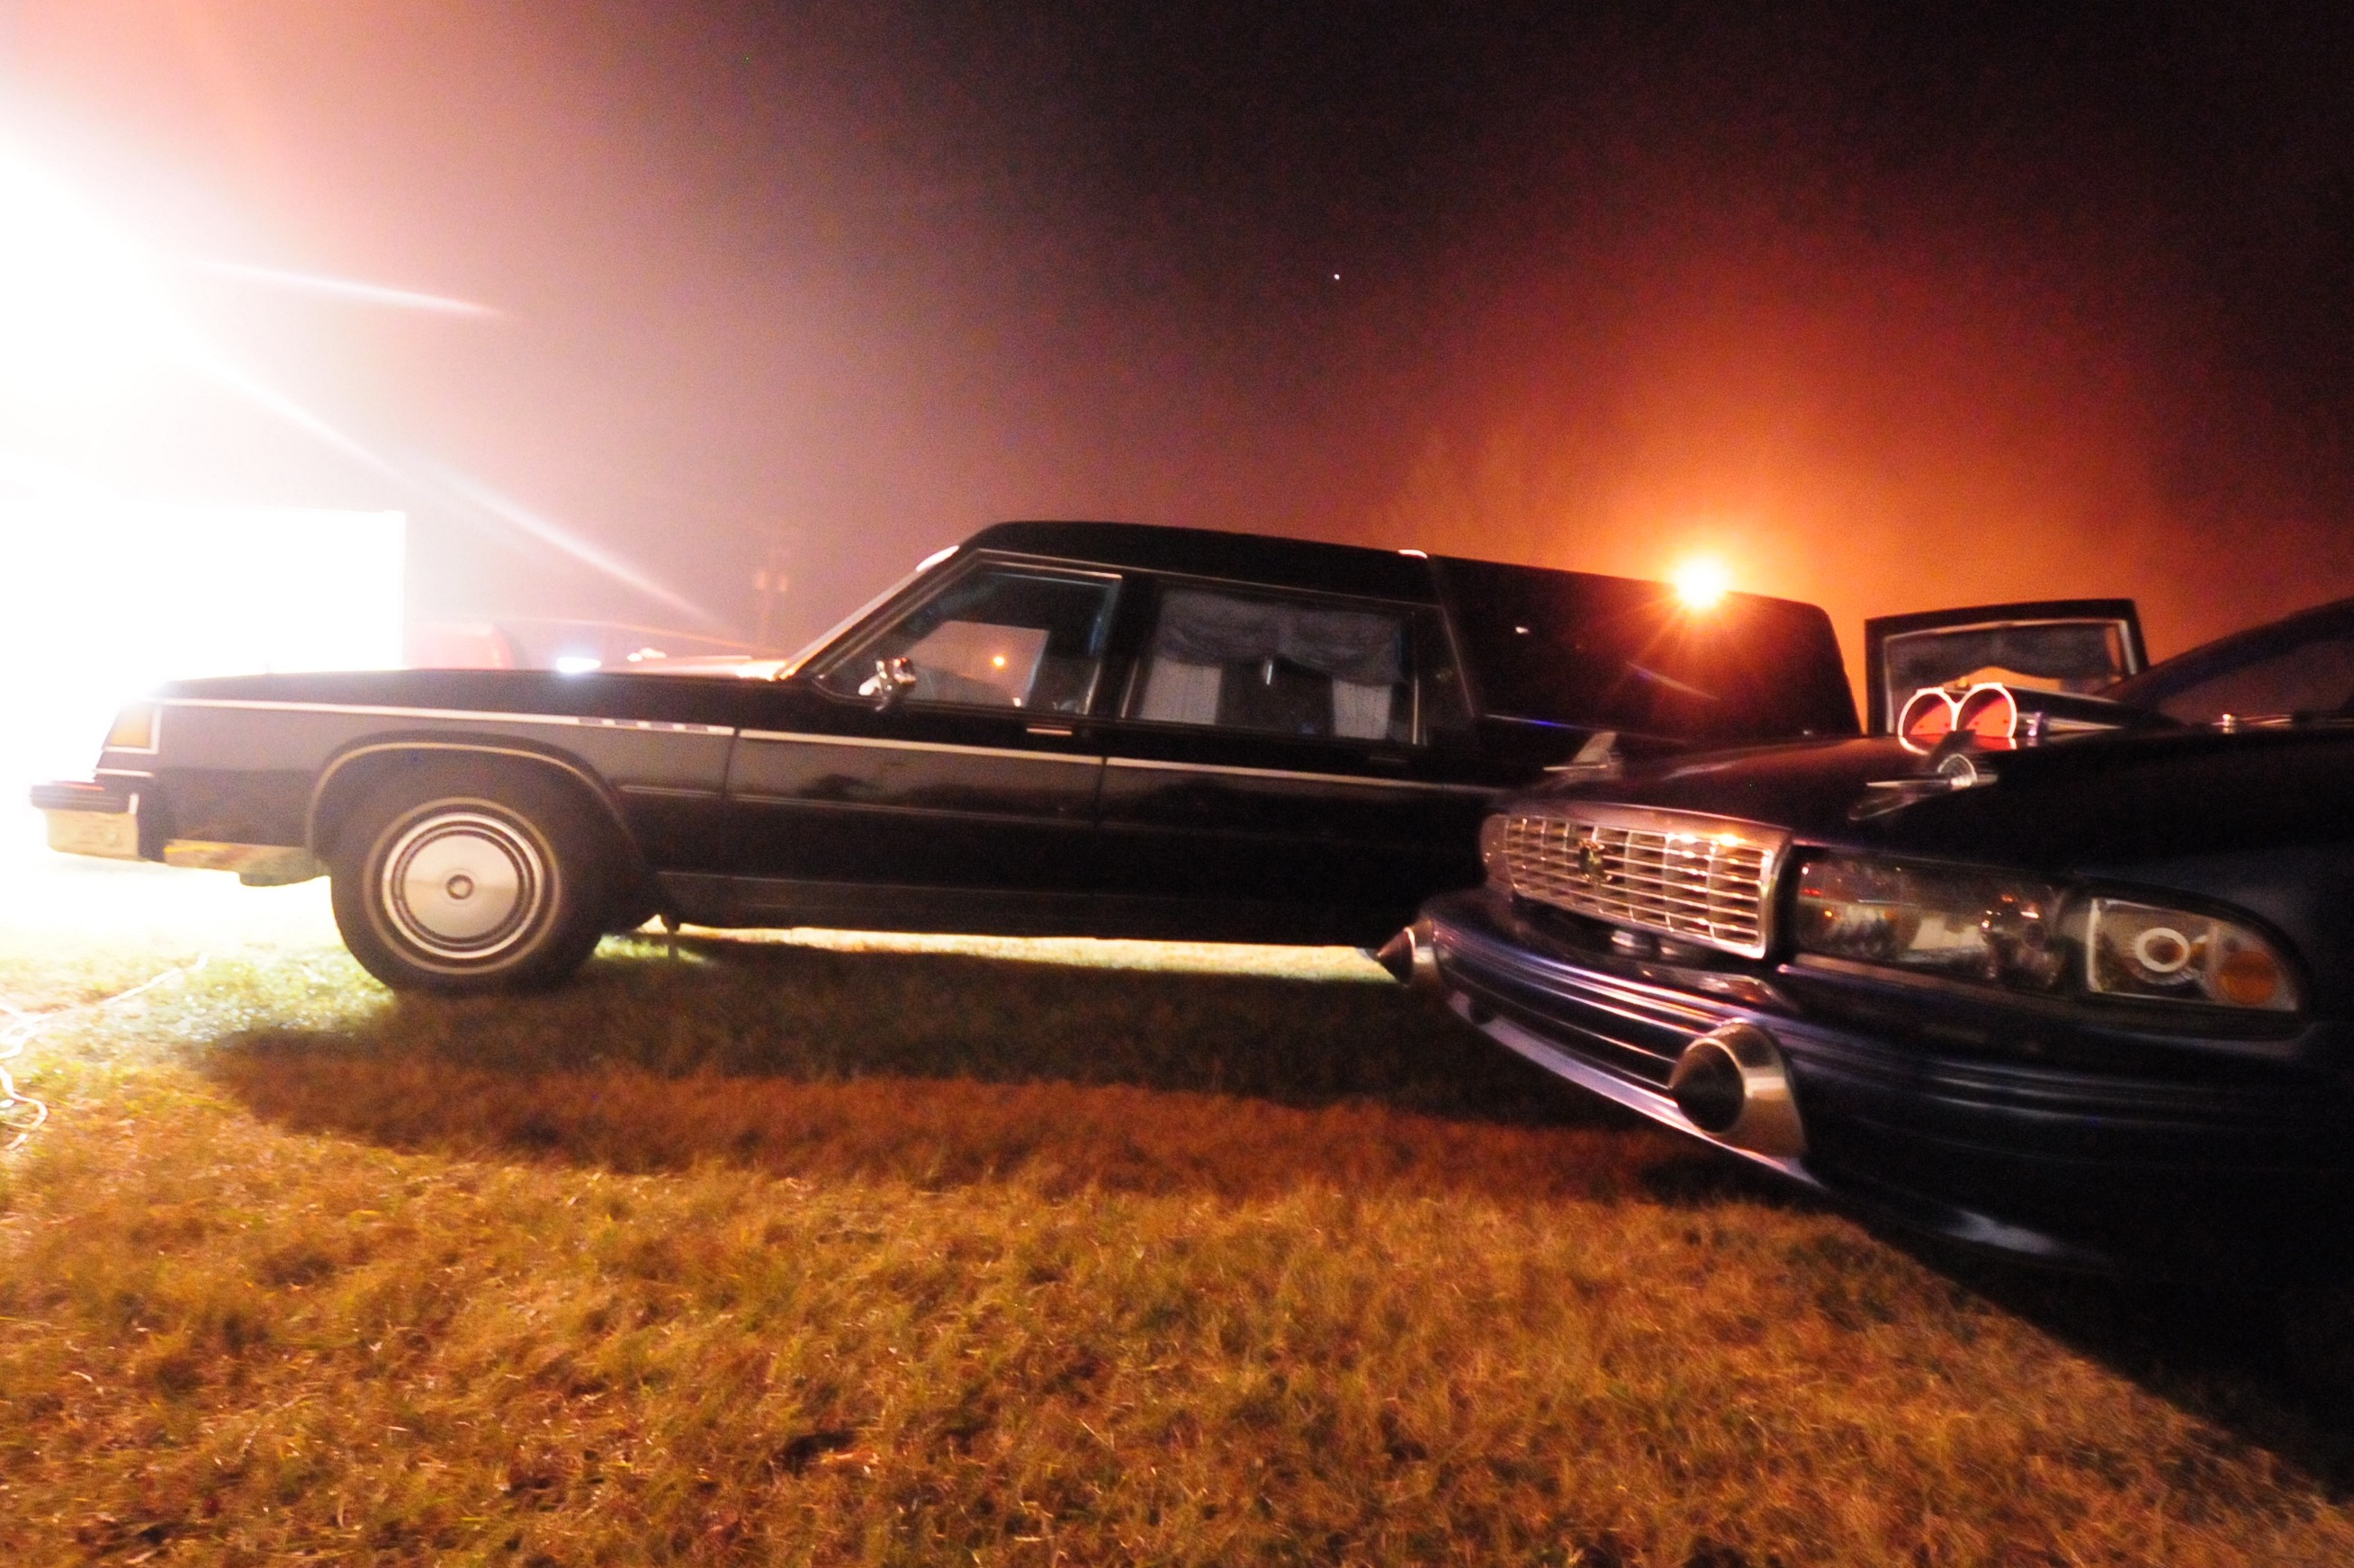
[35,522,1858,992]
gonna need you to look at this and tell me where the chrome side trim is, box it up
[1448,992,1817,1186]
[163,697,736,736]
[1106,754,1495,793]
[615,783,723,799]
[737,730,1102,765]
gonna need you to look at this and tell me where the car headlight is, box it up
[2085,897,2296,1011]
[1794,855,2068,990]
[1794,854,2298,1014]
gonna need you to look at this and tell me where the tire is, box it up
[328,760,615,994]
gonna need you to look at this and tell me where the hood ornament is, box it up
[1544,729,1623,781]
[1575,834,1610,884]
[1854,704,2007,821]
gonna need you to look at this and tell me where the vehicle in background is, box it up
[32,522,1856,993]
[1405,595,2354,1277]
[1861,598,2147,733]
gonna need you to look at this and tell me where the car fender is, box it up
[306,734,649,879]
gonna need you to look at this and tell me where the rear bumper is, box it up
[31,779,323,886]
[1424,886,2354,1277]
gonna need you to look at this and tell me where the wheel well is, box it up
[309,745,649,890]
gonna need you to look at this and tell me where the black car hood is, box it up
[1525,724,2354,873]
[1520,725,2354,1018]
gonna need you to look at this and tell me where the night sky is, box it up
[7,3,2354,676]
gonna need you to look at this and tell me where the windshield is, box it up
[775,545,959,677]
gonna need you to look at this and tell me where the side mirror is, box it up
[858,655,918,711]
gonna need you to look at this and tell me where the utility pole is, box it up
[751,542,789,652]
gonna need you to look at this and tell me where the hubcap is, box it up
[378,810,549,961]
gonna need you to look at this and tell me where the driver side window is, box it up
[816,563,1119,713]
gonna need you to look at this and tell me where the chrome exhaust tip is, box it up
[1668,1022,1806,1159]
[1375,920,1441,990]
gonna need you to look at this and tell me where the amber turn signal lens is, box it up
[2215,945,2283,1008]
[104,703,157,751]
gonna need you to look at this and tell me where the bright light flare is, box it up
[0,145,179,405]
[0,492,405,811]
[1671,557,1732,611]
[0,140,719,648]
[194,259,502,318]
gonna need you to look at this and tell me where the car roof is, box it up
[2107,595,2354,708]
[961,521,1442,603]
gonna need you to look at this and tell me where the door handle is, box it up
[1026,723,1078,738]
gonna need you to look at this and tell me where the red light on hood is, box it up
[1899,683,2019,751]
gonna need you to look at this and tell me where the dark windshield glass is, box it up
[1436,560,1858,741]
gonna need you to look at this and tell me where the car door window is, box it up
[816,563,1119,712]
[1125,585,1415,741]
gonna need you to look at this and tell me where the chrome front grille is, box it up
[1497,805,1789,958]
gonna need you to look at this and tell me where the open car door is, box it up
[1862,598,2146,734]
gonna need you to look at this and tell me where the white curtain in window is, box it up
[1138,659,1224,724]
[1150,589,1401,684]
[1332,679,1395,739]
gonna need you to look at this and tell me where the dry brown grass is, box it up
[4,928,2354,1564]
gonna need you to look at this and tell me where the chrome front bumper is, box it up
[1419,887,2230,1271]
[31,780,141,860]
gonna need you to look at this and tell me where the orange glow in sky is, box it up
[7,2,2352,684]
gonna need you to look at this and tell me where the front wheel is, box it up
[329,763,613,993]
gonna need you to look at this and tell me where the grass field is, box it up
[6,850,2354,1564]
